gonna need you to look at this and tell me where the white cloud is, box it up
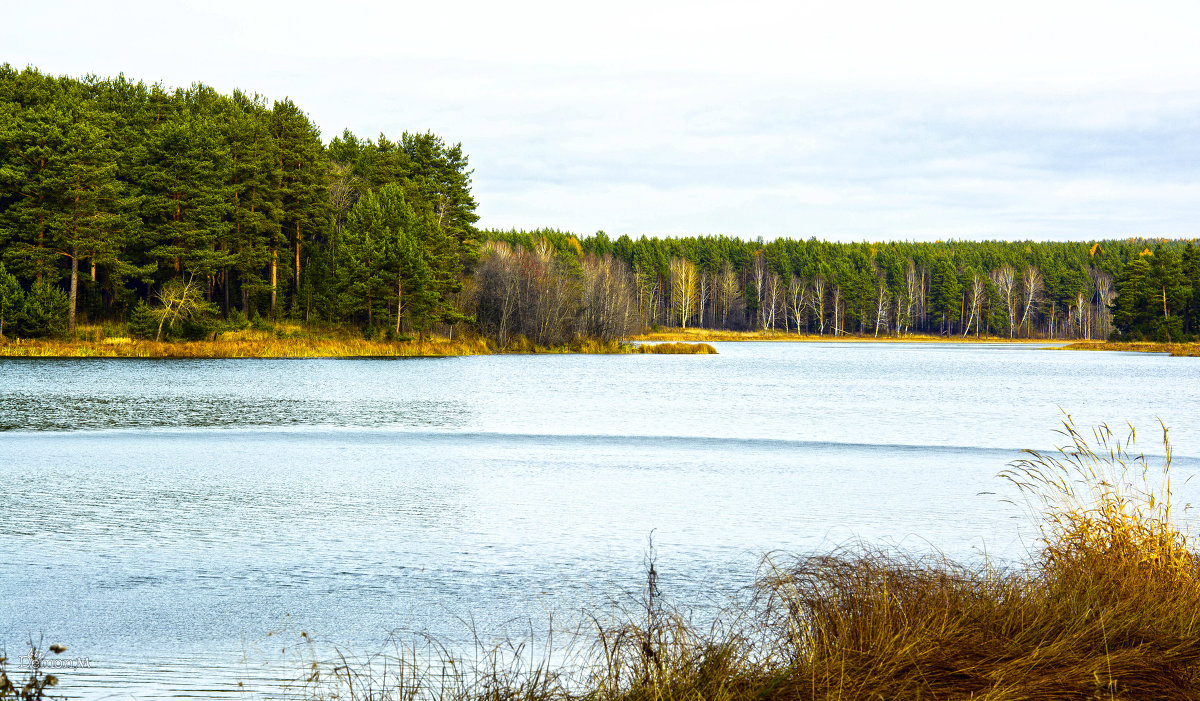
[5,0,1200,241]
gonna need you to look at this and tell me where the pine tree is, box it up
[1146,246,1191,343]
[338,190,390,327]
[1111,256,1151,339]
[0,261,21,337]
[271,98,330,312]
[225,91,279,317]
[0,67,71,281]
[931,258,962,334]
[141,92,233,286]
[400,132,479,268]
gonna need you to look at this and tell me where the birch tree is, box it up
[991,264,1017,338]
[669,256,699,328]
[1018,265,1043,336]
[787,275,807,333]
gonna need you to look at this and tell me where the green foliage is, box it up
[1111,248,1194,342]
[127,300,157,339]
[0,262,21,338]
[930,257,962,333]
[17,279,68,338]
[5,64,1200,345]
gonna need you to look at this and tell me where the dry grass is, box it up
[0,335,492,358]
[0,326,721,358]
[1064,340,1200,357]
[488,337,716,355]
[630,327,1053,344]
[633,342,718,354]
[293,417,1200,701]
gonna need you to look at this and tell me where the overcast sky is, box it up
[5,0,1200,242]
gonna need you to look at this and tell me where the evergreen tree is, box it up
[1111,256,1151,339]
[18,277,68,337]
[1146,246,1191,342]
[272,98,330,312]
[931,257,962,334]
[400,131,479,267]
[0,261,21,337]
[141,95,233,284]
[0,67,71,281]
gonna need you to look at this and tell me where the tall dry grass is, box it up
[0,327,721,358]
[1064,340,1200,357]
[633,342,717,355]
[630,327,1052,344]
[293,417,1200,701]
[0,336,492,358]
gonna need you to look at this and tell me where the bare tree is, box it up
[475,242,521,346]
[990,264,1017,338]
[809,272,826,335]
[1018,265,1043,337]
[787,275,807,333]
[902,259,918,335]
[151,274,210,342]
[634,265,659,326]
[669,257,699,328]
[752,253,767,329]
[527,242,577,344]
[579,254,639,340]
[873,272,889,337]
[962,270,985,338]
[1092,269,1115,339]
[717,261,738,329]
[765,270,782,331]
[916,265,928,332]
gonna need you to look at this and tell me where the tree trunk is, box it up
[68,249,78,335]
[270,248,277,311]
[294,223,302,294]
[395,271,403,335]
[1163,286,1172,344]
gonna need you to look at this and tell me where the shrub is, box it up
[127,301,157,339]
[16,280,68,338]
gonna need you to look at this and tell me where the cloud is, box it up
[5,0,1200,241]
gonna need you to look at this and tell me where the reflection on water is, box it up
[1,344,1197,698]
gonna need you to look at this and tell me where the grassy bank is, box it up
[0,324,718,358]
[630,327,1056,344]
[290,419,1199,700]
[0,334,492,358]
[1063,340,1200,357]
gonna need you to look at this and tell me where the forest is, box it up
[2,64,1199,346]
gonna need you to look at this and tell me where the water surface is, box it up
[1,342,1197,698]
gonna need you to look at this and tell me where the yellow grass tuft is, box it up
[1064,340,1200,357]
[630,327,1053,344]
[635,342,718,354]
[0,335,493,358]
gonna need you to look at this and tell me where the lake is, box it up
[1,342,1197,698]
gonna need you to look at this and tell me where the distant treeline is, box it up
[479,230,1200,344]
[2,65,1198,344]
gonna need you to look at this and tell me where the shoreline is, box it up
[0,335,715,359]
[3,328,1195,358]
[630,328,1061,344]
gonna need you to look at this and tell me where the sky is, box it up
[4,0,1200,242]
